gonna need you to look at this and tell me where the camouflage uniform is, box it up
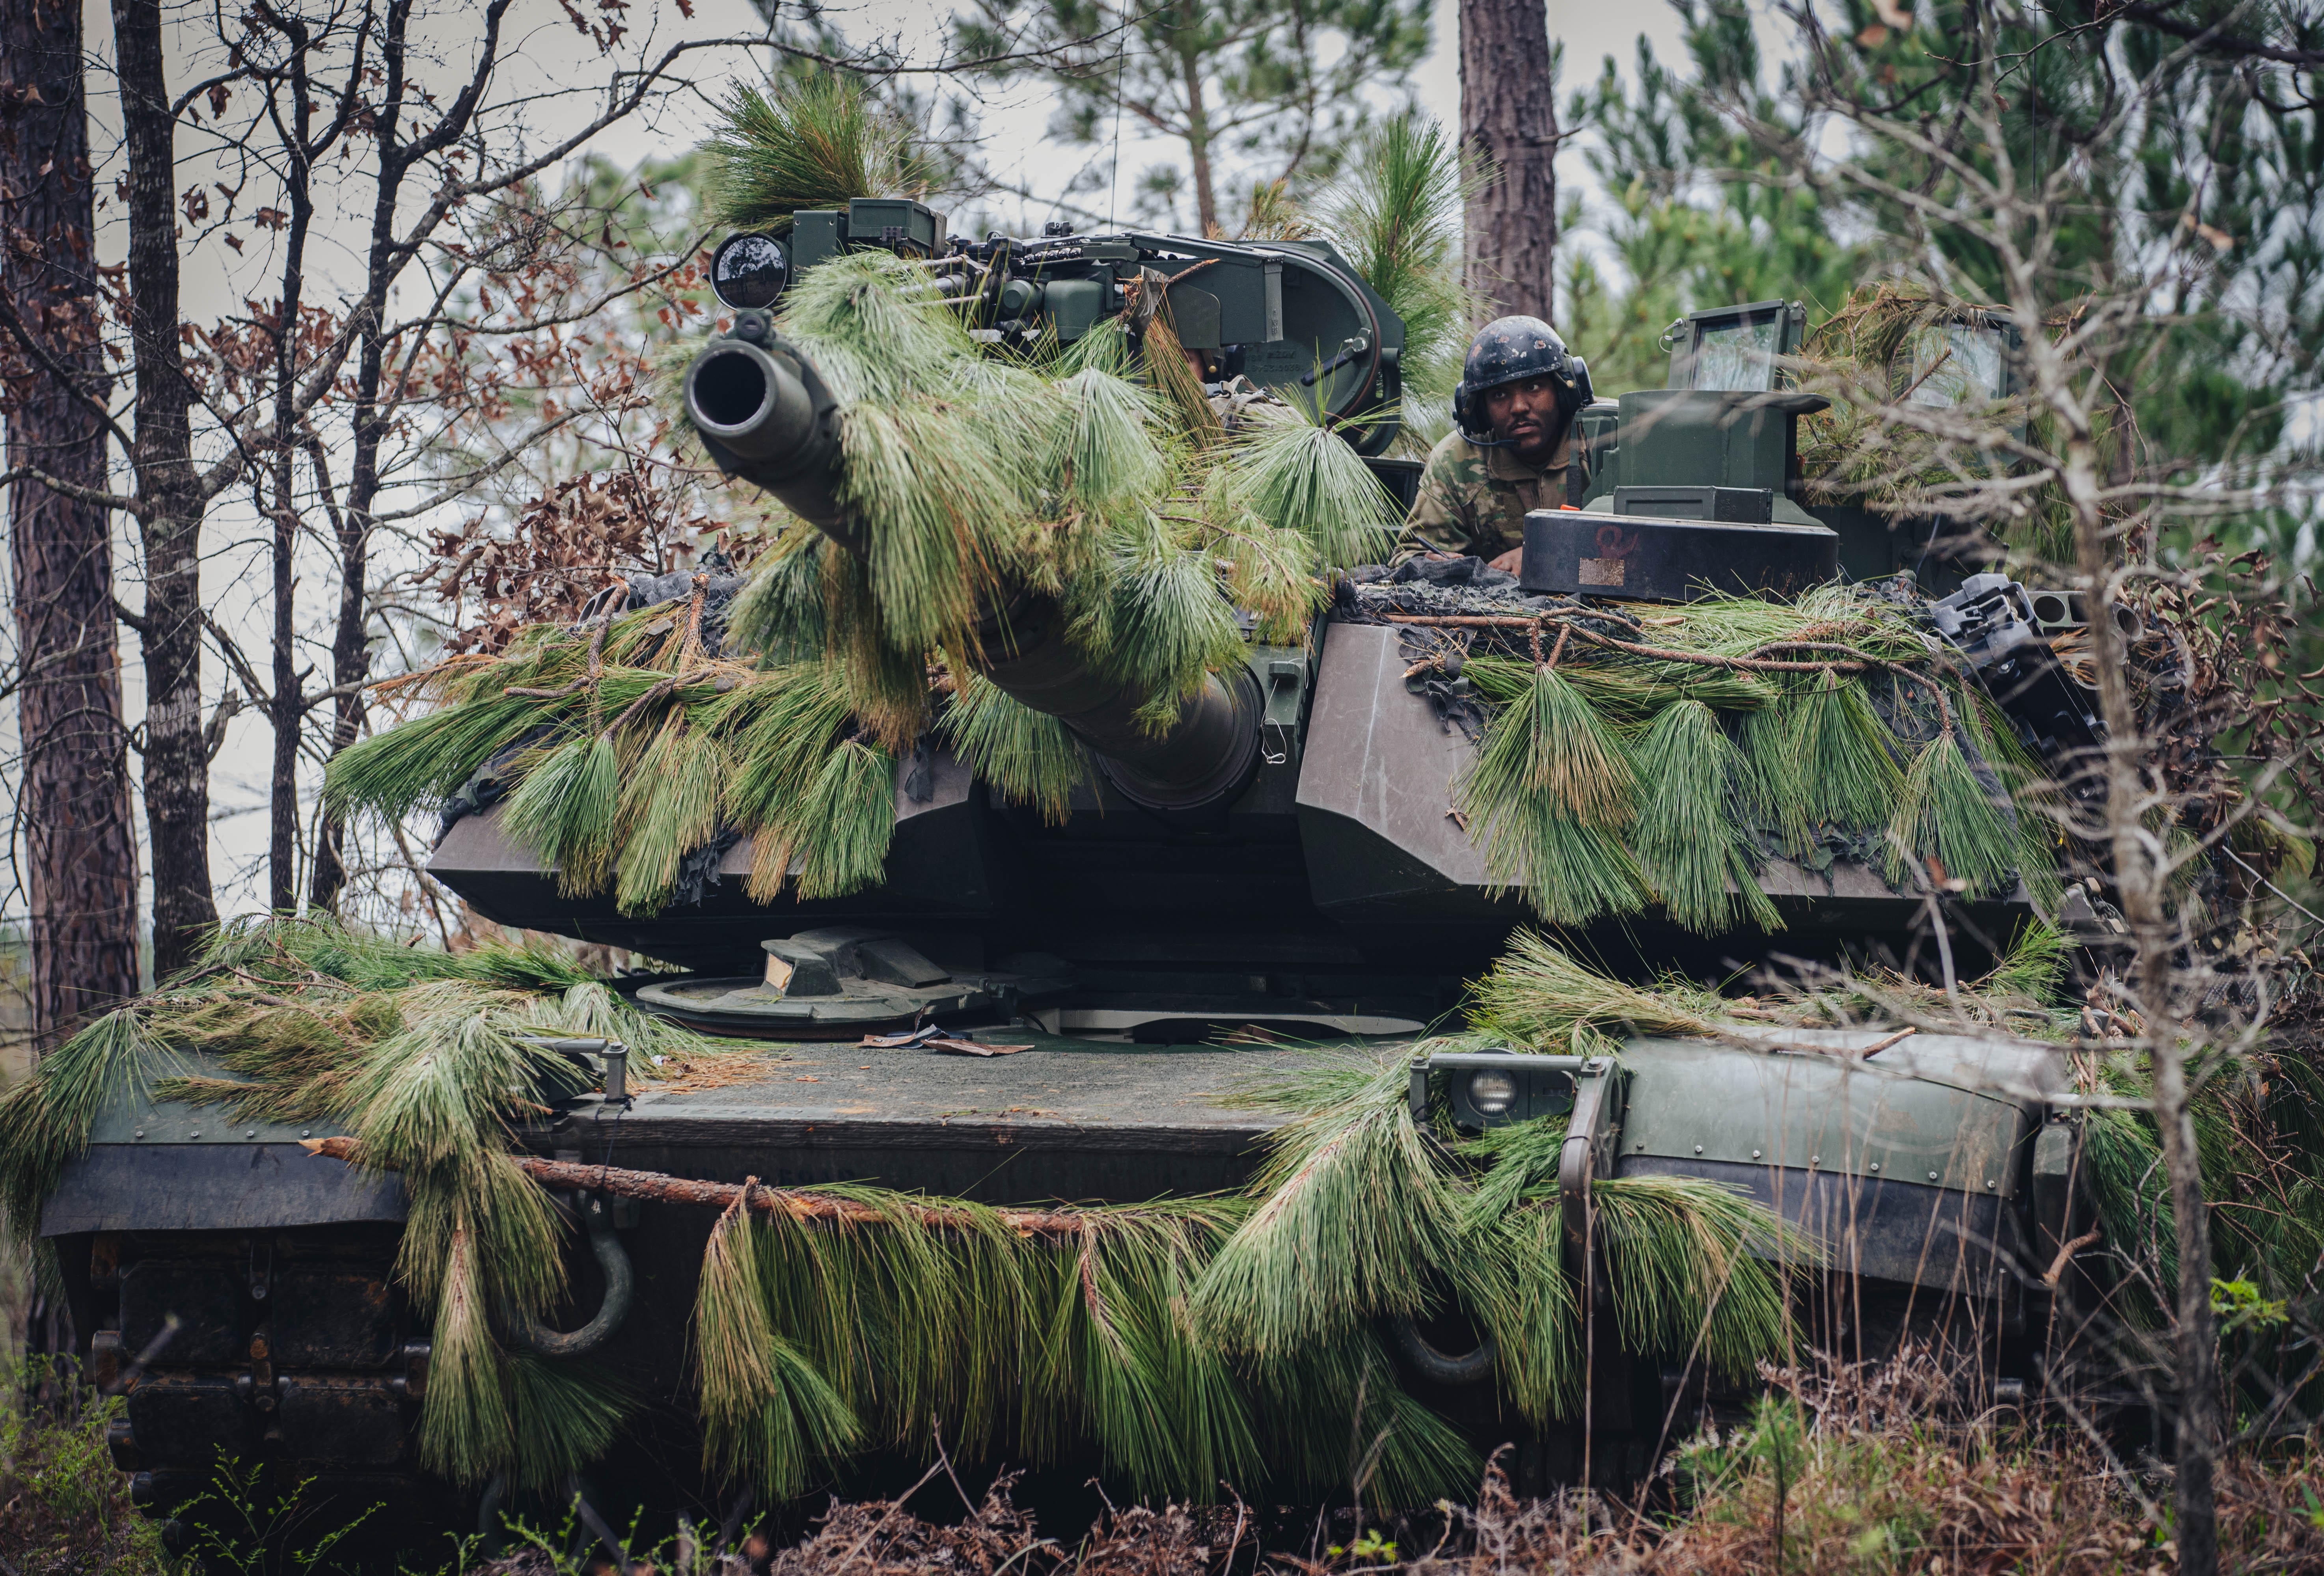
[1391,427,1579,563]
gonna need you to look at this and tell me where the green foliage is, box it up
[613,721,726,914]
[941,672,1090,823]
[0,921,746,1495]
[501,732,622,900]
[1054,367,1168,509]
[1066,508,1249,719]
[1466,931,1725,1054]
[1194,1054,1463,1358]
[1447,589,2034,932]
[693,1200,864,1500]
[173,1453,379,1574]
[1792,674,1903,835]
[1631,699,1782,934]
[1457,663,1648,925]
[1592,1175,1804,1382]
[0,1008,179,1244]
[1561,20,1866,393]
[0,1358,169,1571]
[320,694,539,823]
[1982,920,2068,1004]
[703,75,935,233]
[1884,728,2019,900]
[1316,110,1484,440]
[1966,693,2067,913]
[947,0,1432,237]
[1209,1047,1813,1438]
[1214,409,1402,568]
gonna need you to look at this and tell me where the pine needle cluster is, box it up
[703,75,935,234]
[0,921,755,1488]
[1451,591,2057,932]
[1315,111,1486,443]
[1466,931,1728,1054]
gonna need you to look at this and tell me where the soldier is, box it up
[1392,316,1593,569]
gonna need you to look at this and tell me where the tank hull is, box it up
[52,1028,2090,1535]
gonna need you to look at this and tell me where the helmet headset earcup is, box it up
[1452,380,1485,442]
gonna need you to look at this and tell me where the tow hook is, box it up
[512,1191,635,1359]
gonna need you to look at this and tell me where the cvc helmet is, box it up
[1451,315,1593,447]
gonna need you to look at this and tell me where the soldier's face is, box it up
[1483,377,1562,460]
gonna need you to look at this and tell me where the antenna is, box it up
[1107,28,1126,227]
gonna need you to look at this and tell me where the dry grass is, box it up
[0,1343,2314,1574]
[490,1349,2321,1575]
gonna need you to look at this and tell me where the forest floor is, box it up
[2,1353,2319,1575]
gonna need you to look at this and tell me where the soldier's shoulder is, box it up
[1419,429,1488,483]
[1422,428,1484,467]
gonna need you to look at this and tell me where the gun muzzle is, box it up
[684,322,849,538]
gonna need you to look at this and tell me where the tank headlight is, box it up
[1466,1069,1518,1118]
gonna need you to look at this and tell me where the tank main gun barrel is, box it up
[685,324,852,542]
[684,318,1264,814]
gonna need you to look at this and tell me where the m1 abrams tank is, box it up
[36,204,2123,1546]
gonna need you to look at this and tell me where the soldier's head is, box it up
[1452,317,1592,464]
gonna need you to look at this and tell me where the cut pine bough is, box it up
[1448,592,2046,927]
[289,1076,1807,1505]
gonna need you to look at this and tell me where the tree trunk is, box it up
[268,454,300,914]
[307,438,364,913]
[2,0,142,1047]
[112,0,219,980]
[1459,0,1559,323]
[1176,12,1219,238]
[2063,427,2221,1576]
